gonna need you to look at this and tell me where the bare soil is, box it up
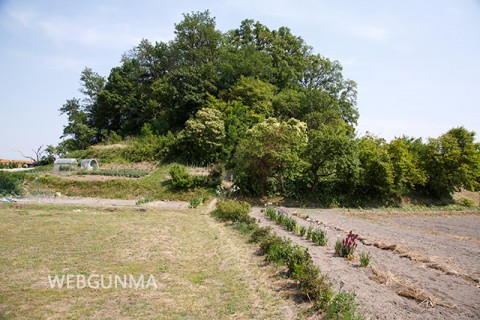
[251,207,480,319]
[16,196,189,210]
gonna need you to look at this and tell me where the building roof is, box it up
[0,159,34,164]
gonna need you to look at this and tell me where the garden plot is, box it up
[251,207,480,320]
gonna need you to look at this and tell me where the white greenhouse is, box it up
[53,158,78,172]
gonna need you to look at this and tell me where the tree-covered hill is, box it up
[57,11,480,204]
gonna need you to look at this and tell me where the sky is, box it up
[0,0,479,160]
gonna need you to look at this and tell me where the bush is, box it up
[169,164,195,190]
[0,171,25,196]
[207,163,224,187]
[213,199,252,223]
[265,238,294,266]
[259,233,285,255]
[292,262,333,309]
[326,291,363,320]
[249,226,273,243]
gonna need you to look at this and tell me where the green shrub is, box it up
[207,163,224,187]
[326,291,363,320]
[0,171,25,196]
[292,262,332,309]
[259,234,285,255]
[213,199,252,223]
[311,228,328,246]
[169,164,195,190]
[285,245,311,275]
[249,226,273,243]
[265,238,294,266]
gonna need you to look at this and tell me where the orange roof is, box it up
[0,159,34,164]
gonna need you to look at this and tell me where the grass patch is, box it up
[26,164,212,201]
[0,203,292,319]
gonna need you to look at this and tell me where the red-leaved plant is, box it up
[335,231,358,259]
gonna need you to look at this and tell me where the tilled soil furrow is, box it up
[251,207,480,319]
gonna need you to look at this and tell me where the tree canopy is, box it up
[59,11,479,204]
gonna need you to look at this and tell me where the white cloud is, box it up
[5,4,167,50]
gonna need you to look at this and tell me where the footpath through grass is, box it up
[0,203,293,319]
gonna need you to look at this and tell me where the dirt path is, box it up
[15,196,189,210]
[251,207,480,320]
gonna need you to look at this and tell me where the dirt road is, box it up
[251,207,480,320]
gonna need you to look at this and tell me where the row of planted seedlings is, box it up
[212,200,363,319]
[264,207,328,246]
[266,207,371,268]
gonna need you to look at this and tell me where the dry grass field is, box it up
[0,202,296,319]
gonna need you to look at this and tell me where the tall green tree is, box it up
[177,108,226,164]
[423,127,480,197]
[234,118,308,196]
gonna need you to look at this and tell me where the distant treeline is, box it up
[56,11,479,204]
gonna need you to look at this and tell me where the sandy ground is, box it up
[251,207,480,320]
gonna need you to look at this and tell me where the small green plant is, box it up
[265,207,277,220]
[136,195,155,205]
[326,291,363,320]
[188,196,204,208]
[311,228,328,246]
[284,216,297,232]
[294,224,301,234]
[359,252,371,267]
[299,225,307,237]
[306,225,314,241]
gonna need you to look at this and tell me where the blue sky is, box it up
[0,0,479,160]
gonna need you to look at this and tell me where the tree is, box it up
[59,98,96,151]
[234,118,308,196]
[304,125,359,194]
[387,137,427,191]
[423,127,480,197]
[357,135,395,197]
[177,108,226,164]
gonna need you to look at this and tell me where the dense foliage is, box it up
[0,172,25,196]
[58,11,480,203]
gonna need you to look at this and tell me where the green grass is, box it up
[0,203,293,319]
[26,164,212,201]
